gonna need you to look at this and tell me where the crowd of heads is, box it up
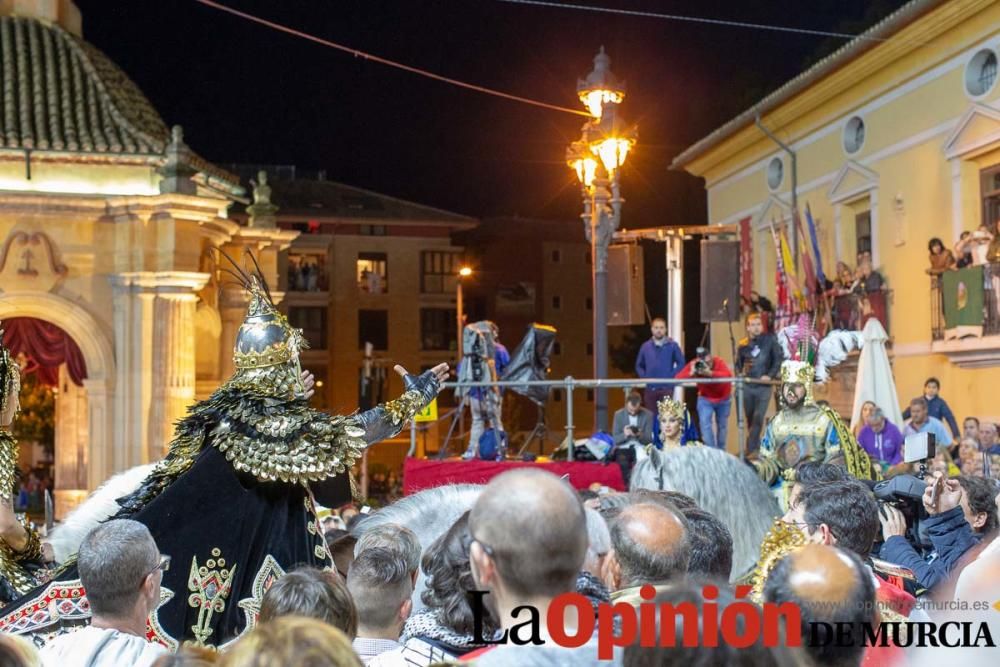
[10,449,999,667]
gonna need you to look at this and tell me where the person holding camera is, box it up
[610,392,653,486]
[675,347,733,449]
[879,472,998,591]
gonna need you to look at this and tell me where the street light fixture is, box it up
[456,266,473,358]
[568,47,636,432]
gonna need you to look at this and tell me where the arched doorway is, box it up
[2,318,86,519]
[0,293,115,517]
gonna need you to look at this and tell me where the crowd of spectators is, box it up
[6,458,993,667]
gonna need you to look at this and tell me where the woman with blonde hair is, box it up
[220,616,361,667]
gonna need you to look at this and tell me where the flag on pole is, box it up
[779,225,804,310]
[768,218,791,322]
[794,210,818,310]
[804,204,827,287]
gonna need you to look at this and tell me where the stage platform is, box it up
[402,456,626,495]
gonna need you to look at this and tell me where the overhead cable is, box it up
[493,0,890,43]
[192,0,591,117]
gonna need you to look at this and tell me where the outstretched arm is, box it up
[354,363,449,446]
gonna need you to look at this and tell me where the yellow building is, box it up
[674,0,1000,430]
[0,3,293,515]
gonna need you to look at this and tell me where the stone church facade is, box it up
[0,2,295,515]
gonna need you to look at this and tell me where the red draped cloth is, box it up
[403,457,626,495]
[1,317,87,387]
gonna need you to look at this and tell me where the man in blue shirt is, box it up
[900,377,959,438]
[901,396,953,451]
[462,324,510,460]
[634,317,684,414]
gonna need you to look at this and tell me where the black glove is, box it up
[402,369,441,408]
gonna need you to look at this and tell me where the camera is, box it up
[693,347,712,376]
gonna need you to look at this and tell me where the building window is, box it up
[981,164,1000,229]
[843,116,865,155]
[586,343,593,356]
[358,310,388,350]
[553,342,562,356]
[552,296,561,309]
[421,251,463,293]
[585,297,593,311]
[966,49,998,98]
[767,157,784,191]
[420,308,457,351]
[551,249,561,263]
[287,253,327,292]
[288,306,327,349]
[357,252,388,294]
[586,389,594,402]
[360,224,387,236]
[855,211,872,258]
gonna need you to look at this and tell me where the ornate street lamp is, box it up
[569,48,636,432]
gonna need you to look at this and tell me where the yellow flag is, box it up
[779,227,805,307]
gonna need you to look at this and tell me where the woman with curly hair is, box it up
[370,512,499,666]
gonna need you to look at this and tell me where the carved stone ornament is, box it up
[0,231,68,293]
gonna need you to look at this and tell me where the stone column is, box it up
[111,272,209,469]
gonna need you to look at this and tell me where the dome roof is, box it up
[0,16,239,192]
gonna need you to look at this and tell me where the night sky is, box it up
[76,0,908,228]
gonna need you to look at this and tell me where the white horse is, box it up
[630,446,779,581]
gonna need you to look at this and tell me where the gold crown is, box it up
[779,360,814,386]
[656,396,686,422]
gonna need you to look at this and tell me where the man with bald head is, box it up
[604,502,691,607]
[764,544,876,667]
[468,468,609,665]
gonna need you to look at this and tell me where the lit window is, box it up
[357,252,388,294]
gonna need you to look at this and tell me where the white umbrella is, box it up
[851,319,904,430]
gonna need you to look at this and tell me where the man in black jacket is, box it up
[879,473,998,591]
[736,313,784,455]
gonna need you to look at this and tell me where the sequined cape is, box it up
[0,432,44,606]
[0,381,424,648]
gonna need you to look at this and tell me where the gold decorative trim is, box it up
[187,548,236,647]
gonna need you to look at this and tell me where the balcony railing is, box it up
[930,263,1000,341]
[829,289,891,335]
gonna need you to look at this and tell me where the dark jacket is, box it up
[879,506,982,590]
[901,395,959,437]
[736,333,784,380]
[635,338,684,389]
[611,406,654,446]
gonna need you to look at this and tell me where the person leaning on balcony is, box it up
[988,218,1000,263]
[955,230,975,268]
[926,237,956,275]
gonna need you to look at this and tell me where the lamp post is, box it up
[456,266,473,359]
[567,47,636,432]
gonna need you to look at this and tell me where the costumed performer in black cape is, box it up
[0,324,47,605]
[0,259,448,649]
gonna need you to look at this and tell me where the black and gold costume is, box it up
[0,333,46,606]
[0,271,438,647]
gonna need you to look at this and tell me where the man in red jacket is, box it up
[676,347,733,449]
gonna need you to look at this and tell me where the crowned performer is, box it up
[753,357,877,502]
[0,325,46,604]
[0,260,447,648]
[652,396,702,449]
